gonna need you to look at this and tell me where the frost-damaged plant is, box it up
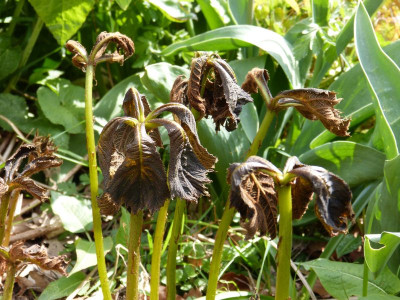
[207,67,352,300]
[0,137,63,300]
[97,87,216,300]
[227,156,354,300]
[66,32,134,300]
[165,52,252,299]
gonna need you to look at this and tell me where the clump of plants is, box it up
[0,137,66,300]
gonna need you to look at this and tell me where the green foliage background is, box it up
[1,0,400,299]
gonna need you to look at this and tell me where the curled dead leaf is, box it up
[177,53,253,131]
[241,67,270,95]
[273,88,350,136]
[288,165,354,235]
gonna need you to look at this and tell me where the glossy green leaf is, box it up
[365,232,400,276]
[228,0,252,24]
[141,62,189,102]
[38,272,86,300]
[69,237,113,274]
[28,0,94,45]
[162,25,300,88]
[197,0,229,29]
[310,0,384,87]
[37,79,85,134]
[301,259,400,300]
[299,141,385,186]
[51,191,93,233]
[115,0,132,10]
[148,0,194,22]
[355,2,400,159]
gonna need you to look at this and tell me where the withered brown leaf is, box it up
[273,88,350,136]
[181,53,253,131]
[289,165,354,235]
[228,156,281,239]
[7,241,68,276]
[149,119,212,201]
[241,68,270,95]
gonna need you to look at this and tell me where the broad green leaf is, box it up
[38,272,85,300]
[355,2,400,159]
[336,234,362,258]
[0,35,21,80]
[162,25,300,88]
[37,79,85,134]
[310,0,384,87]
[312,0,328,26]
[301,259,400,300]
[299,141,385,186]
[141,62,189,102]
[197,291,273,300]
[51,191,93,233]
[365,232,400,276]
[148,0,194,22]
[116,0,132,10]
[28,0,94,45]
[0,93,29,132]
[197,0,229,29]
[69,237,113,274]
[228,0,253,24]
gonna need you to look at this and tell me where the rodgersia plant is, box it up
[227,156,353,299]
[97,87,216,299]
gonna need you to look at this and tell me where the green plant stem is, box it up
[7,0,25,36]
[84,64,112,300]
[275,185,292,300]
[206,109,275,300]
[167,198,186,300]
[363,262,369,296]
[247,109,275,157]
[3,264,16,300]
[126,210,144,300]
[0,191,11,244]
[2,191,20,247]
[150,199,170,300]
[5,17,43,93]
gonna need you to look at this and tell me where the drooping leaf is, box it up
[228,156,282,238]
[301,259,400,300]
[65,40,87,70]
[29,0,95,45]
[149,119,211,201]
[241,68,270,95]
[289,165,353,235]
[273,88,350,136]
[11,177,49,201]
[149,103,217,170]
[187,55,208,117]
[98,122,169,213]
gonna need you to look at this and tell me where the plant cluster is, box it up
[0,1,400,300]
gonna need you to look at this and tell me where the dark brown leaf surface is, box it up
[228,156,281,238]
[181,54,253,131]
[149,119,212,201]
[273,88,350,136]
[289,166,354,235]
[91,32,134,66]
[241,67,270,95]
[98,122,169,214]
